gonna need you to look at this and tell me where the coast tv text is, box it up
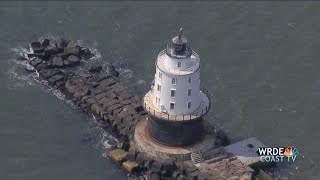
[257,146,299,163]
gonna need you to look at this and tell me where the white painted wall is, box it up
[152,53,201,115]
[161,54,199,71]
[155,50,200,75]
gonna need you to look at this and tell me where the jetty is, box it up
[17,35,275,180]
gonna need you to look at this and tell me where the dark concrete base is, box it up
[147,114,204,147]
[134,119,216,161]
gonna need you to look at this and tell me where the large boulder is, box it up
[189,171,200,180]
[52,56,64,67]
[147,173,161,180]
[56,38,67,52]
[89,65,102,73]
[144,159,155,170]
[163,159,175,176]
[48,39,57,47]
[80,47,94,59]
[107,149,127,163]
[55,80,66,89]
[30,42,44,53]
[34,63,47,72]
[150,161,163,174]
[176,162,187,175]
[122,161,139,173]
[94,92,107,101]
[65,40,77,49]
[24,64,35,72]
[100,78,116,87]
[108,65,120,77]
[29,57,43,67]
[56,52,71,59]
[27,52,46,59]
[116,142,130,151]
[44,40,58,55]
[64,40,80,56]
[126,152,137,161]
[41,39,50,47]
[79,69,92,78]
[84,98,97,106]
[40,69,62,79]
[47,74,65,86]
[67,55,80,64]
[172,171,181,179]
[186,165,198,175]
[177,175,186,180]
[132,102,144,112]
[63,59,72,66]
[135,152,147,165]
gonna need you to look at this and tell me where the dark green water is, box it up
[1,1,319,180]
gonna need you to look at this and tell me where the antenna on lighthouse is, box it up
[179,28,183,38]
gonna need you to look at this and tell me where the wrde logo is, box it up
[257,146,299,163]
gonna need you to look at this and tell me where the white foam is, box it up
[138,79,145,85]
[53,89,65,100]
[7,65,37,89]
[10,47,20,53]
[101,131,118,149]
[118,67,133,79]
[102,140,112,149]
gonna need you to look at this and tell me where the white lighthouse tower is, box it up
[143,29,211,146]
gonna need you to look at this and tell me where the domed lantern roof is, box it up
[166,28,193,59]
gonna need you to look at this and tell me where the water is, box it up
[1,1,320,179]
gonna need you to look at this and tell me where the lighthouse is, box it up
[142,29,211,147]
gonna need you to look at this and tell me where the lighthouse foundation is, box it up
[147,115,203,146]
[133,119,216,161]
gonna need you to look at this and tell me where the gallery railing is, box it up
[143,87,211,121]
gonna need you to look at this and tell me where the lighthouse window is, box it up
[171,78,176,85]
[188,102,191,109]
[156,97,160,105]
[159,72,162,80]
[188,77,191,83]
[171,90,175,98]
[188,89,191,96]
[157,84,161,92]
[170,103,175,110]
[177,62,181,67]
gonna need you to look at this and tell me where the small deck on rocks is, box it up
[224,137,266,166]
[193,137,268,179]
